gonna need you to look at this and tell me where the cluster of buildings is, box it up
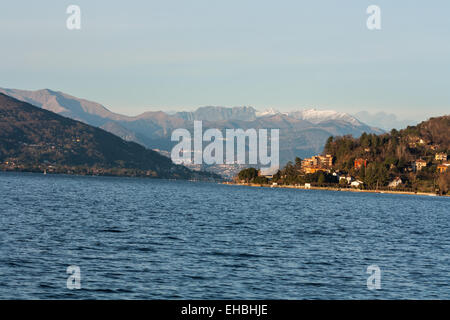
[299,155,367,188]
[386,152,448,189]
[412,152,449,173]
[435,152,449,173]
[298,151,448,190]
[383,152,448,189]
[408,136,427,148]
[301,154,333,174]
[335,173,364,188]
[240,149,448,190]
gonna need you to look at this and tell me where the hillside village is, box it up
[236,116,450,195]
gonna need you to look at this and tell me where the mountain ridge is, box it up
[0,87,385,171]
[0,93,218,180]
[0,87,379,128]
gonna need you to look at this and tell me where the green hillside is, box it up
[238,115,450,194]
[323,116,449,191]
[0,93,218,180]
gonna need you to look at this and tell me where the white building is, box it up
[388,177,402,188]
[340,175,354,184]
[350,180,364,188]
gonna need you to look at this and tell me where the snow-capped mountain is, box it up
[0,87,384,169]
[256,107,363,126]
[255,108,286,117]
[287,109,363,125]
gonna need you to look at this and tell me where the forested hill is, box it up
[325,115,449,170]
[0,93,217,180]
[237,115,449,194]
[323,115,449,191]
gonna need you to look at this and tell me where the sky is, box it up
[1,0,449,119]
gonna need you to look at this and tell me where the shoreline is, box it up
[1,170,447,197]
[0,169,220,183]
[222,182,449,197]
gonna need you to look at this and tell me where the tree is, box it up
[324,136,334,153]
[360,132,370,148]
[294,157,302,170]
[317,172,325,184]
[237,168,259,182]
[437,171,450,195]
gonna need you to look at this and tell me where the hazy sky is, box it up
[1,0,449,119]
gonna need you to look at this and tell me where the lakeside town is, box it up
[233,116,450,196]
[232,151,449,195]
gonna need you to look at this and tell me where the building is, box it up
[354,158,367,170]
[414,159,427,171]
[301,154,333,173]
[302,154,333,167]
[350,180,364,188]
[318,154,333,167]
[437,164,448,173]
[435,152,448,161]
[340,175,354,184]
[301,156,319,167]
[304,166,326,174]
[408,136,426,147]
[388,177,403,188]
[304,183,311,189]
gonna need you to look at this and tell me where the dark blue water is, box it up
[0,172,449,299]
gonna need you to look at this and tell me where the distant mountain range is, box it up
[0,93,218,180]
[0,88,385,170]
[353,111,419,131]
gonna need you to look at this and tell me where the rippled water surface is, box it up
[0,172,449,299]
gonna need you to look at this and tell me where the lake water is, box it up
[0,172,449,299]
